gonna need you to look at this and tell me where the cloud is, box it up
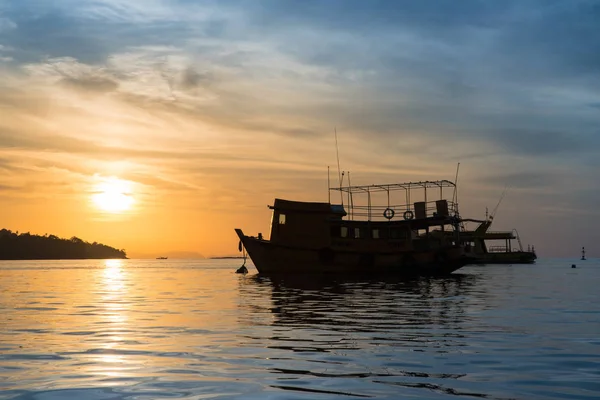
[2,1,598,160]
[479,171,562,190]
[179,67,209,91]
[0,184,19,191]
[490,129,584,156]
[0,18,17,32]
[3,1,597,148]
[61,76,119,92]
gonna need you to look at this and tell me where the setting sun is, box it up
[92,177,135,213]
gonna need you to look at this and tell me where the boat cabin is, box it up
[267,180,462,252]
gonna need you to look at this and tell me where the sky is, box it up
[0,0,599,258]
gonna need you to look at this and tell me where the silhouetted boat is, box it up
[156,256,168,260]
[235,180,474,275]
[427,218,537,264]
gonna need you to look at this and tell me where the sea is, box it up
[0,258,598,400]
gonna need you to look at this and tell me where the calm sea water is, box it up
[0,258,599,400]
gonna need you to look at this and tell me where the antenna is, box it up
[335,128,343,205]
[490,185,510,221]
[347,171,352,219]
[327,166,331,203]
[451,162,460,213]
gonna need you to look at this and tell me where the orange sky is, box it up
[1,1,599,258]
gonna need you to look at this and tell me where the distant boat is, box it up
[156,256,168,260]
[235,179,474,276]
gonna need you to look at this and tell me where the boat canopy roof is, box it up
[329,180,456,195]
[270,198,347,216]
[328,179,459,222]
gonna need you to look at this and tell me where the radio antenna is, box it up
[490,185,510,222]
[452,162,460,213]
[335,128,343,205]
[327,166,331,203]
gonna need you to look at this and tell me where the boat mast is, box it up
[452,162,460,215]
[490,185,510,222]
[327,166,331,203]
[335,127,343,205]
[347,171,353,219]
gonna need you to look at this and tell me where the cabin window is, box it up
[372,229,380,239]
[353,227,368,239]
[341,226,348,238]
[279,214,286,225]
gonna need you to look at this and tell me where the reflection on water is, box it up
[245,274,481,329]
[236,274,491,398]
[103,259,124,285]
[0,259,599,399]
[97,259,130,378]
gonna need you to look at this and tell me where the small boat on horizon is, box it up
[156,256,168,260]
[235,179,474,276]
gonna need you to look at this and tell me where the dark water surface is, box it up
[1,259,599,399]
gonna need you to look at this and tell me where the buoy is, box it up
[571,264,576,268]
[236,265,248,274]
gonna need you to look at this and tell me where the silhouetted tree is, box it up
[0,229,127,260]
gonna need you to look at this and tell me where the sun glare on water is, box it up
[92,177,135,213]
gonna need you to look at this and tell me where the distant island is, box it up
[0,229,127,260]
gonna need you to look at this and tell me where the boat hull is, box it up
[236,229,472,276]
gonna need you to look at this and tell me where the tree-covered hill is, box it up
[0,229,127,259]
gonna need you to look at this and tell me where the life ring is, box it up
[403,210,414,220]
[383,208,395,220]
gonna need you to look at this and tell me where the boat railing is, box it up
[488,245,524,253]
[484,230,517,237]
[345,200,459,221]
[329,180,459,222]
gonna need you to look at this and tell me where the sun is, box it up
[92,177,135,213]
